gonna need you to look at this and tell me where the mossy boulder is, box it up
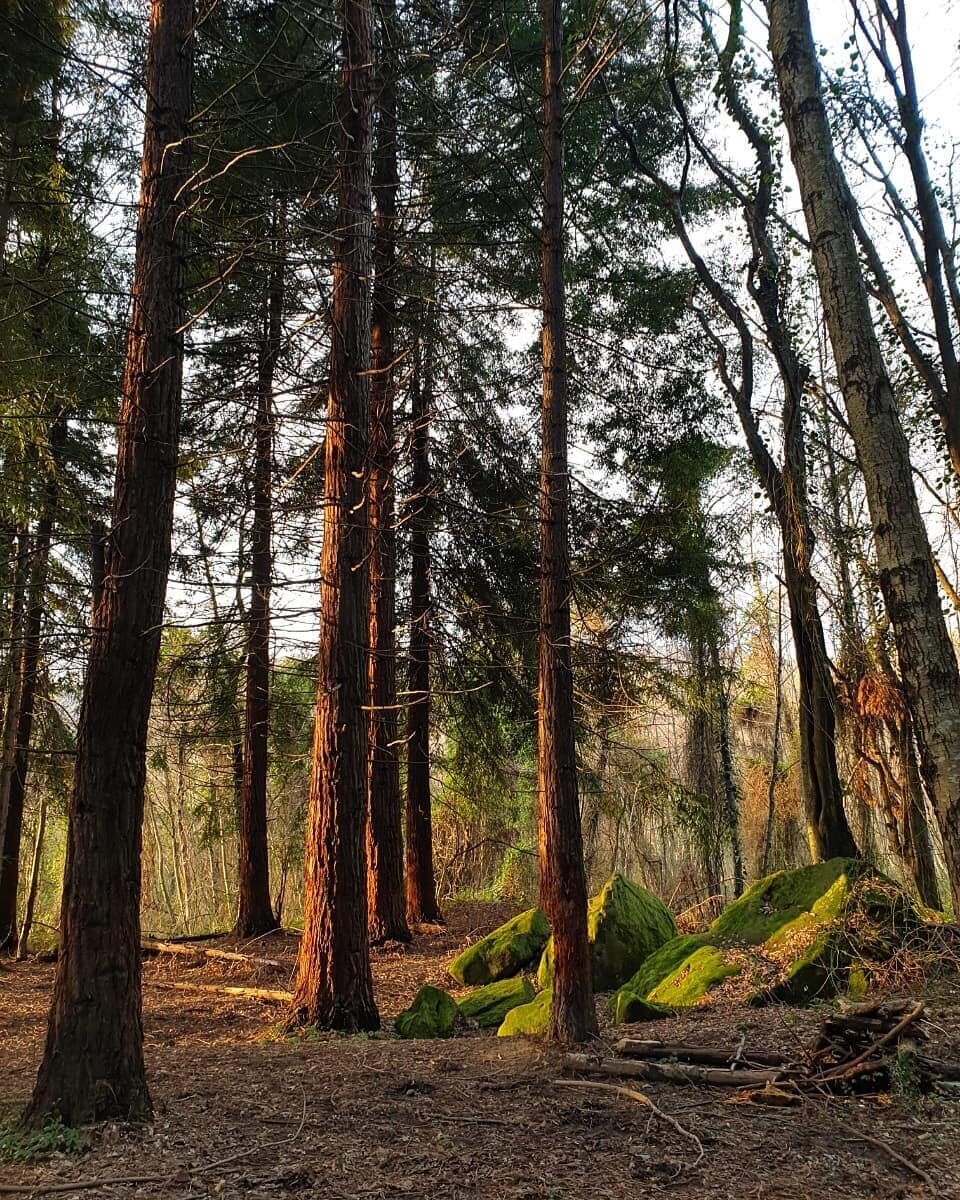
[711,857,869,946]
[611,858,914,1018]
[611,933,741,1016]
[611,992,675,1024]
[537,874,677,991]
[395,985,458,1039]
[457,976,535,1028]
[448,908,550,986]
[497,988,552,1037]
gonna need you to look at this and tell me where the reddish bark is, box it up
[25,0,193,1125]
[235,228,284,939]
[0,460,56,952]
[288,0,379,1032]
[538,0,596,1044]
[366,0,410,945]
[404,343,441,926]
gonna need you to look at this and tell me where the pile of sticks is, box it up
[565,1000,960,1096]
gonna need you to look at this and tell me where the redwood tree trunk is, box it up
[404,340,441,925]
[25,0,193,1124]
[768,0,960,910]
[288,0,379,1032]
[538,0,596,1044]
[235,225,284,938]
[366,0,410,945]
[0,479,55,951]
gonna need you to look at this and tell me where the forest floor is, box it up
[2,899,960,1199]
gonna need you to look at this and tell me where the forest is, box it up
[2,0,960,1195]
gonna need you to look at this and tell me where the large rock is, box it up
[611,858,915,1017]
[710,857,869,945]
[395,985,458,1039]
[448,908,550,986]
[497,988,552,1037]
[612,934,741,1016]
[537,874,677,992]
[457,977,535,1028]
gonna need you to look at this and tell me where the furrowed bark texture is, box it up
[367,0,410,944]
[26,0,193,1125]
[0,529,29,909]
[768,0,960,909]
[404,342,441,925]
[235,226,284,938]
[538,0,596,1044]
[289,0,379,1032]
[0,486,55,951]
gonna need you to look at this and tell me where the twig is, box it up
[555,1078,704,1168]
[0,1173,179,1195]
[0,1090,308,1196]
[836,1119,934,1189]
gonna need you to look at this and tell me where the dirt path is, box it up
[2,901,958,1198]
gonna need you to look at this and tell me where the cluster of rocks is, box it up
[394,859,933,1038]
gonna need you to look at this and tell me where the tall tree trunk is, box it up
[366,0,410,945]
[16,791,45,959]
[234,222,284,938]
[899,713,942,910]
[660,11,858,861]
[708,638,745,895]
[0,469,55,952]
[25,0,193,1124]
[0,528,29,862]
[404,339,441,924]
[849,0,960,476]
[288,0,379,1032]
[768,0,960,911]
[538,0,595,1044]
[760,586,784,876]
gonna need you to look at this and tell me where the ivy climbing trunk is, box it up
[538,0,596,1044]
[768,0,960,910]
[235,220,284,939]
[367,0,410,945]
[25,0,193,1125]
[288,0,379,1032]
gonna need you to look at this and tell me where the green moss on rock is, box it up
[711,858,867,947]
[611,992,675,1024]
[395,985,457,1039]
[748,929,844,1006]
[611,859,924,1019]
[611,934,739,1017]
[497,988,552,1037]
[457,977,535,1028]
[537,874,677,991]
[448,908,550,986]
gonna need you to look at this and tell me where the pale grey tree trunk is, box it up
[768,0,960,911]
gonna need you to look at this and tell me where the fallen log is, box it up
[564,1053,785,1088]
[146,980,292,1003]
[141,938,284,971]
[816,1000,925,1083]
[142,930,231,944]
[614,1039,790,1069]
